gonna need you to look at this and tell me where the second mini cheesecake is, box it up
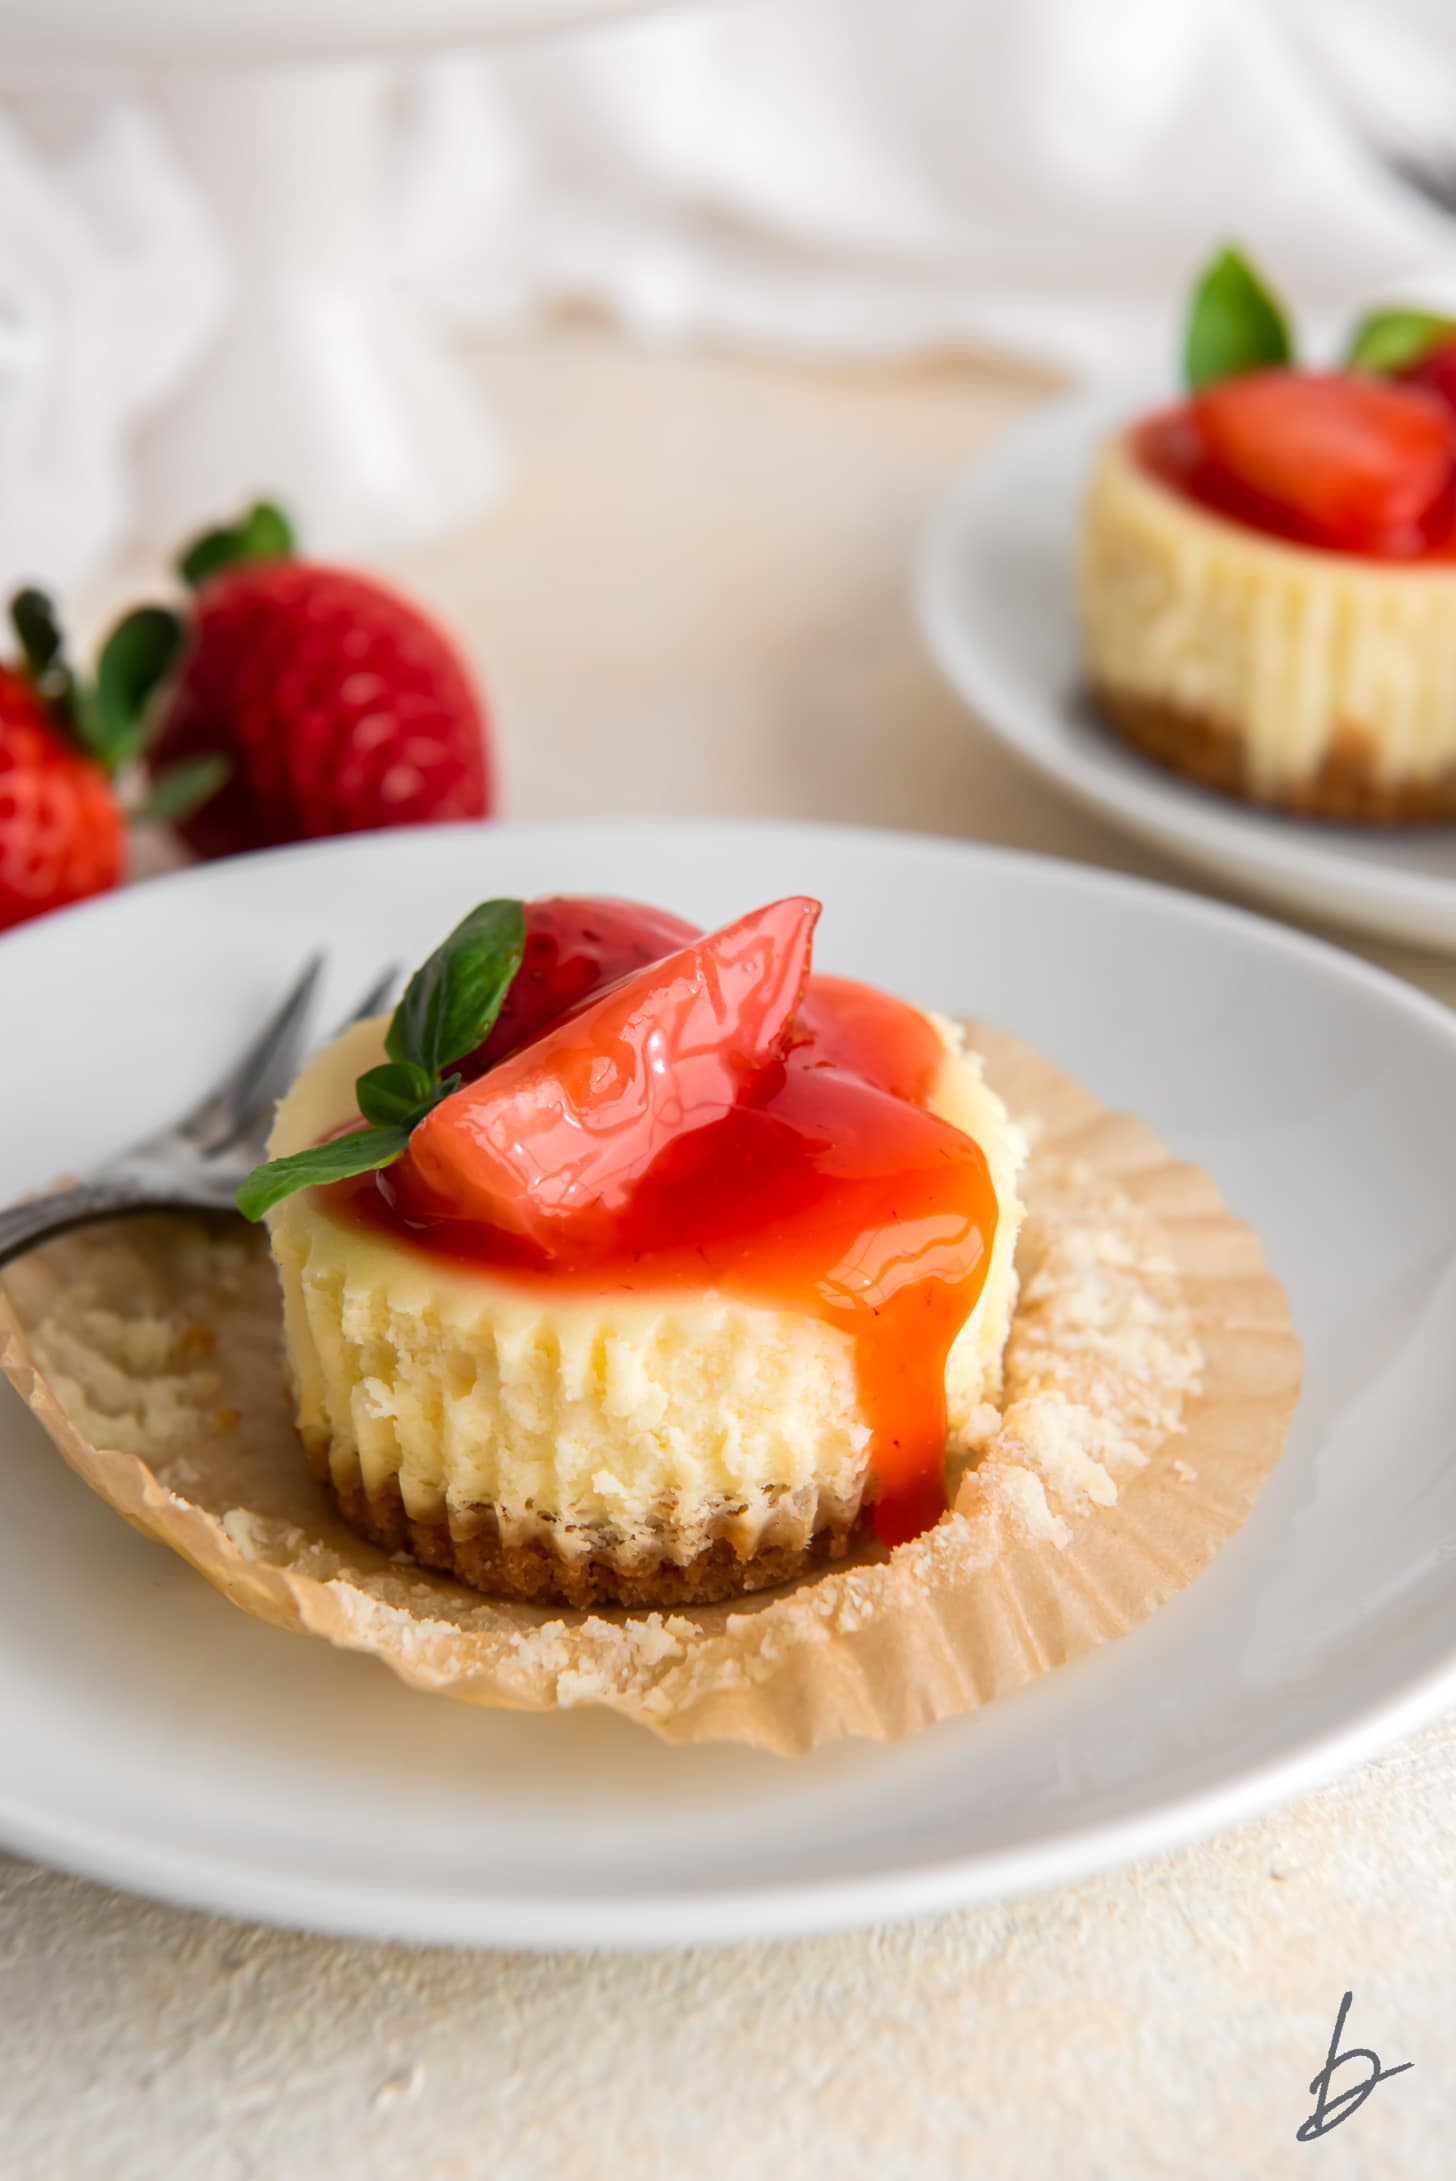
[1080,247,1456,823]
[1081,419,1456,821]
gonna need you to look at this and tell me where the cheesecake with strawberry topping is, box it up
[1080,248,1456,821]
[243,893,1025,1607]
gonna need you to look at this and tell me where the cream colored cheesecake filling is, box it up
[266,1012,1025,1563]
[1079,429,1456,793]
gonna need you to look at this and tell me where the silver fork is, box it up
[0,958,397,1272]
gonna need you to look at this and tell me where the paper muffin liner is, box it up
[0,1026,1300,1754]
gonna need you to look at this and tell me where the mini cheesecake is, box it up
[1080,372,1456,822]
[262,896,1025,1608]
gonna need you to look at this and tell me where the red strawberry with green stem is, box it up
[143,502,494,859]
[0,590,217,933]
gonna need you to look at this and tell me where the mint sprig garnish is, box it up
[236,897,526,1221]
[1346,307,1455,376]
[235,1127,412,1221]
[386,897,526,1078]
[355,1060,439,1127]
[1183,246,1293,391]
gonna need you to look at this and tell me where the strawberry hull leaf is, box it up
[238,502,294,561]
[92,607,185,773]
[134,754,231,825]
[9,587,84,746]
[179,500,295,589]
[10,589,65,681]
[179,528,245,589]
[8,590,182,778]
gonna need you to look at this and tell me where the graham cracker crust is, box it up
[1091,683,1456,824]
[321,1465,869,1610]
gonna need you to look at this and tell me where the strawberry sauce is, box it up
[329,970,998,1549]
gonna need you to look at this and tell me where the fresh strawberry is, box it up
[0,669,122,931]
[143,502,493,859]
[458,895,700,1076]
[398,897,820,1247]
[0,587,206,933]
[1188,369,1456,555]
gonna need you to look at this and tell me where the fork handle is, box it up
[0,1182,168,1273]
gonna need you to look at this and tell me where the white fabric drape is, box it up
[4,0,1456,587]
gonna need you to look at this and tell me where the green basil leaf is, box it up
[1346,306,1455,376]
[235,1125,410,1221]
[93,606,185,772]
[1183,246,1292,391]
[134,753,231,824]
[385,898,525,1076]
[356,1059,435,1128]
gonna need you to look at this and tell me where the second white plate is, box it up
[917,386,1456,955]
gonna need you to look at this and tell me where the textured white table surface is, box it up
[6,329,1454,2180]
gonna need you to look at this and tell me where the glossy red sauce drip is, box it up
[326,927,997,1549]
[1133,403,1456,562]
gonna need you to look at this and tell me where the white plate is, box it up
[917,387,1456,955]
[2,818,1455,1950]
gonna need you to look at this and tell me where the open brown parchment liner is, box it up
[0,1027,1300,1755]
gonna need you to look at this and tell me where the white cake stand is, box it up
[3,1,674,552]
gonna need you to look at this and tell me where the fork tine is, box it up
[180,952,326,1148]
[213,955,394,1160]
[223,958,396,1125]
[330,964,400,1038]
[221,960,399,1160]
[195,959,397,1166]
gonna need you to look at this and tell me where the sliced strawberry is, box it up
[1189,368,1456,555]
[457,895,700,1076]
[397,897,820,1246]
